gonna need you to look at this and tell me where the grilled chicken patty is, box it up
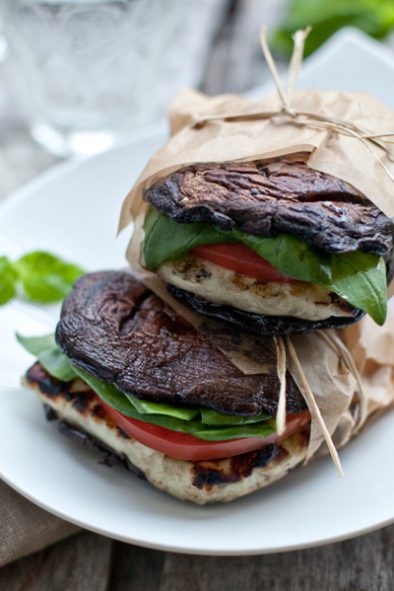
[25,362,309,504]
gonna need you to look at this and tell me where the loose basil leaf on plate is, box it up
[0,256,17,305]
[14,251,84,303]
[16,333,78,382]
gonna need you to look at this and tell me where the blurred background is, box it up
[0,0,394,194]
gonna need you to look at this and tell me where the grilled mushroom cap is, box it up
[55,271,306,416]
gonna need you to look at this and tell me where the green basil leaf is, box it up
[143,207,231,270]
[16,332,55,355]
[16,332,77,382]
[237,232,332,285]
[14,251,84,303]
[201,408,271,426]
[0,256,17,305]
[331,252,387,325]
[19,332,276,440]
[73,365,275,441]
[72,366,136,416]
[124,392,199,421]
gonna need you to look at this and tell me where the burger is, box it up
[20,270,311,504]
[142,154,394,335]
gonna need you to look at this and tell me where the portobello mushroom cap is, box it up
[55,271,306,417]
[144,154,394,257]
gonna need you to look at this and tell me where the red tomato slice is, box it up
[101,401,310,461]
[191,243,294,282]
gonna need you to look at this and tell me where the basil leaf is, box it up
[143,207,231,270]
[124,392,199,421]
[16,333,77,382]
[237,232,332,285]
[0,256,17,305]
[201,408,271,426]
[73,365,275,441]
[144,210,388,324]
[14,251,84,303]
[19,332,275,441]
[331,252,387,325]
[72,366,136,416]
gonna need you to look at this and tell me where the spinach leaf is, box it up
[143,209,388,324]
[0,257,17,305]
[14,251,84,303]
[16,333,77,382]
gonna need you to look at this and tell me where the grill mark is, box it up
[43,403,58,421]
[26,362,68,396]
[57,419,145,478]
[192,443,289,490]
[27,363,120,430]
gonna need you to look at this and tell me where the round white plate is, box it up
[0,132,393,556]
[1,30,394,556]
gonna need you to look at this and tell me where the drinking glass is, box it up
[0,0,179,156]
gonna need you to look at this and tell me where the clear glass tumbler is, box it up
[1,0,179,156]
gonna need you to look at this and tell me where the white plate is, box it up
[1,29,394,555]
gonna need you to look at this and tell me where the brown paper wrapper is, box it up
[119,88,394,231]
[120,87,394,465]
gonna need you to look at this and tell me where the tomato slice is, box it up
[191,243,294,282]
[101,401,310,461]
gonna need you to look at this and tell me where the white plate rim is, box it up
[0,468,393,556]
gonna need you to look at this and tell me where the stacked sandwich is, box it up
[21,147,394,503]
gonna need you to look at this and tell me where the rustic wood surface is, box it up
[1,0,394,588]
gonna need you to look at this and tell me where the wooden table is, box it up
[1,1,394,588]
